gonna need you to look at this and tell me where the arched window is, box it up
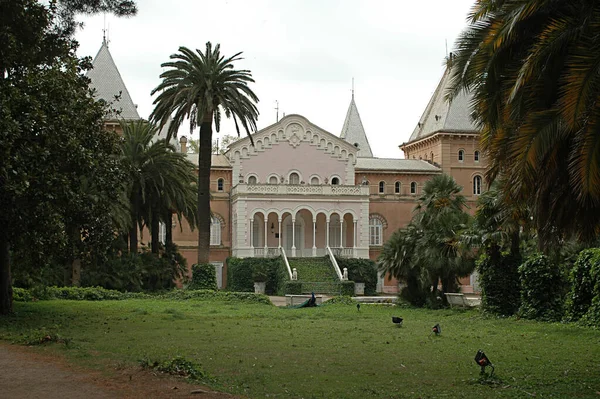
[217,178,224,191]
[378,181,385,194]
[473,175,482,195]
[474,150,480,162]
[331,177,340,185]
[269,175,278,184]
[410,181,417,194]
[395,181,401,194]
[247,175,257,185]
[458,149,464,162]
[369,218,383,246]
[289,172,300,185]
[210,216,221,246]
[310,176,319,185]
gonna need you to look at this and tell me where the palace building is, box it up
[88,41,485,293]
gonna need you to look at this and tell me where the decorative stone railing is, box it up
[232,184,369,197]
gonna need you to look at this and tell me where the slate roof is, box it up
[340,96,373,157]
[355,158,441,173]
[185,154,231,168]
[87,39,140,121]
[407,67,478,143]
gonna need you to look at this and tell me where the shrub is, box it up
[336,257,378,295]
[284,281,302,295]
[339,281,355,296]
[518,253,565,321]
[477,252,521,316]
[227,257,287,294]
[565,249,600,321]
[322,295,356,306]
[188,263,218,290]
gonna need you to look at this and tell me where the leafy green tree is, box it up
[120,120,197,254]
[0,0,136,315]
[150,43,259,264]
[448,0,600,249]
[378,174,475,306]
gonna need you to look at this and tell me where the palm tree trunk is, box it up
[0,235,13,315]
[129,191,139,254]
[197,114,213,265]
[64,226,82,286]
[129,225,138,254]
[151,209,160,254]
[165,211,173,247]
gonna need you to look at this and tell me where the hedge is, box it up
[188,263,218,290]
[565,249,600,322]
[227,257,288,295]
[477,251,521,316]
[12,286,272,305]
[518,254,564,321]
[335,257,378,295]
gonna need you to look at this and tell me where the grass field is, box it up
[1,298,599,398]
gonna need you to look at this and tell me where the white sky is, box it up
[75,0,475,159]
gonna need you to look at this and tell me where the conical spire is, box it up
[340,97,373,158]
[87,41,140,120]
[407,66,477,143]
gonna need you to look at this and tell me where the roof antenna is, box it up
[102,13,107,46]
[352,77,355,100]
[275,100,279,122]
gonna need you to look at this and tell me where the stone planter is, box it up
[354,282,365,296]
[254,282,266,294]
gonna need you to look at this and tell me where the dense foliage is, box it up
[335,257,378,295]
[12,286,272,305]
[449,0,600,247]
[565,249,600,321]
[518,254,565,321]
[378,174,475,307]
[188,263,218,291]
[477,252,521,316]
[227,257,287,295]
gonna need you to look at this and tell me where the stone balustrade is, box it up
[232,183,369,197]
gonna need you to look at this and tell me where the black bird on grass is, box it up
[357,303,360,312]
[392,316,403,327]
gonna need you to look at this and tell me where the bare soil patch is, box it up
[0,343,238,399]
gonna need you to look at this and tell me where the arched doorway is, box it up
[282,214,305,256]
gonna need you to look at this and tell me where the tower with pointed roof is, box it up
[340,94,373,158]
[87,38,141,129]
[399,63,486,204]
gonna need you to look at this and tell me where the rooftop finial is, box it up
[352,77,354,99]
[102,13,110,47]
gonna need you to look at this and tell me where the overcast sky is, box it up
[75,0,475,158]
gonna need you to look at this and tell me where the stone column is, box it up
[264,218,268,252]
[340,219,343,250]
[326,218,330,249]
[312,219,317,257]
[353,220,358,258]
[291,218,296,257]
[249,218,254,255]
[278,218,282,248]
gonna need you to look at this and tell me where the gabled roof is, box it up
[340,96,373,158]
[407,67,477,144]
[87,39,140,121]
[355,158,441,173]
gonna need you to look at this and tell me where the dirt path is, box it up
[0,343,238,399]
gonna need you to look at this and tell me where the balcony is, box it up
[231,184,370,197]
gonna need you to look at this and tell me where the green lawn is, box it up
[1,298,599,398]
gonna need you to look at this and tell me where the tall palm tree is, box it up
[120,120,197,254]
[447,0,600,249]
[150,42,259,264]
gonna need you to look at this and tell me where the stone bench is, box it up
[445,293,481,308]
[286,294,323,306]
